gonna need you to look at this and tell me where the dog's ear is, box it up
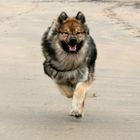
[57,11,68,24]
[75,11,86,24]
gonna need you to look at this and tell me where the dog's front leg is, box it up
[70,74,94,118]
[57,84,73,98]
[70,82,89,118]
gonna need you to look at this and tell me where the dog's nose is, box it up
[69,37,77,45]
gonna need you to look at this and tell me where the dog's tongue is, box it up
[68,45,77,52]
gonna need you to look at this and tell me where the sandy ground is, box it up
[0,0,140,140]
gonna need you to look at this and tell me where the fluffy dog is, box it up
[41,11,97,118]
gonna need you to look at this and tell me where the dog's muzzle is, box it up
[68,37,77,52]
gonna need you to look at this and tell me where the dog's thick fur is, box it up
[41,11,97,118]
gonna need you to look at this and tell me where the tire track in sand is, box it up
[103,1,140,38]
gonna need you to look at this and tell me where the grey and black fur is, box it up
[41,11,97,118]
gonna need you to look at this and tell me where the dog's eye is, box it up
[76,32,81,35]
[64,32,69,35]
[59,32,69,35]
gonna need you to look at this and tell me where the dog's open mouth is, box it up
[60,41,83,53]
[68,45,77,52]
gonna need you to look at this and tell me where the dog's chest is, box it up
[53,65,88,85]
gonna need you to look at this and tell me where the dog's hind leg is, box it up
[70,73,94,118]
[56,84,73,98]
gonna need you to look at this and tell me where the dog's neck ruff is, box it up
[49,63,81,72]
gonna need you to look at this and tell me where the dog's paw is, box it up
[70,100,84,118]
[70,110,82,118]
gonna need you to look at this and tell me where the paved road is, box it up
[0,1,140,140]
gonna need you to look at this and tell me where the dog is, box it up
[41,11,97,118]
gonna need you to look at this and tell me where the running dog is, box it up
[41,11,97,118]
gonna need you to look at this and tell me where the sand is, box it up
[0,0,140,140]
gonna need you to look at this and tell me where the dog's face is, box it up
[57,12,89,53]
